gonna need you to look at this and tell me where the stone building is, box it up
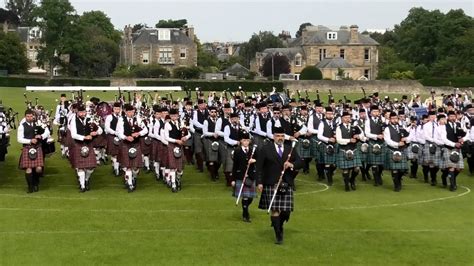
[119,25,198,71]
[251,25,379,80]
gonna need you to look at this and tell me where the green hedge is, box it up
[136,80,284,92]
[421,77,474,88]
[0,77,47,87]
[0,77,110,87]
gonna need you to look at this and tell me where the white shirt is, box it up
[336,123,351,145]
[70,117,103,141]
[164,120,191,143]
[104,114,119,135]
[423,121,438,143]
[365,117,381,141]
[116,116,148,140]
[17,121,50,144]
[224,124,239,146]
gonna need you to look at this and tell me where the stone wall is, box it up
[282,80,426,94]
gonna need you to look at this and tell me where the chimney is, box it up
[186,26,195,41]
[123,25,132,41]
[350,25,359,43]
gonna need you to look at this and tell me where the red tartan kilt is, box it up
[70,142,96,169]
[106,134,120,156]
[167,143,184,171]
[160,143,169,167]
[139,137,152,155]
[92,134,107,148]
[19,146,44,169]
[57,129,67,144]
[65,130,74,148]
[119,141,143,169]
[151,139,159,161]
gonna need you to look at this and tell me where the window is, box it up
[364,48,370,61]
[142,52,149,64]
[340,49,345,59]
[295,54,302,66]
[158,29,171,41]
[159,47,173,64]
[327,32,337,40]
[319,49,327,61]
[180,48,187,59]
[364,69,370,79]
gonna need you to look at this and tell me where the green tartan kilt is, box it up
[407,143,422,161]
[336,148,362,169]
[422,143,443,167]
[297,138,312,159]
[357,142,368,163]
[318,143,337,165]
[384,148,408,170]
[310,136,321,160]
[218,139,227,164]
[441,148,464,170]
[367,141,386,166]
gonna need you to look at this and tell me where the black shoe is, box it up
[27,188,33,194]
[431,181,437,186]
[85,181,90,191]
[172,187,178,193]
[275,235,283,245]
[243,216,251,223]
[33,186,39,192]
[350,183,356,191]
[344,183,350,192]
[128,186,134,193]
[79,187,86,193]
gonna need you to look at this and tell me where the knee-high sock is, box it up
[170,171,176,187]
[25,173,33,190]
[132,169,139,178]
[154,162,160,176]
[125,170,133,186]
[85,169,94,181]
[77,169,86,188]
[143,156,150,169]
[165,169,171,182]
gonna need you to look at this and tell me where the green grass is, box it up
[0,87,473,265]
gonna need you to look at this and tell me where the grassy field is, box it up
[0,87,472,265]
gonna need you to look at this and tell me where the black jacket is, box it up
[256,141,303,186]
[231,146,257,181]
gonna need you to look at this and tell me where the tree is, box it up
[34,0,76,77]
[414,64,429,79]
[260,53,290,78]
[299,66,322,80]
[173,66,201,79]
[132,23,148,33]
[239,31,285,67]
[5,0,36,26]
[0,31,28,74]
[78,11,121,42]
[155,19,187,28]
[194,37,219,70]
[295,22,312,38]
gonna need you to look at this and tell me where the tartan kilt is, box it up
[92,134,107,148]
[57,128,67,144]
[218,139,228,165]
[422,144,443,167]
[258,185,294,212]
[384,148,408,170]
[65,130,74,149]
[318,143,337,165]
[310,136,320,159]
[297,138,312,159]
[118,141,143,169]
[224,145,236,172]
[167,143,184,171]
[233,179,257,198]
[336,148,362,169]
[406,143,423,161]
[442,148,464,169]
[367,141,386,166]
[70,142,96,169]
[150,139,158,161]
[357,142,368,163]
[106,134,120,156]
[203,138,219,162]
[160,143,169,167]
[193,132,204,154]
[19,146,44,169]
[139,137,152,155]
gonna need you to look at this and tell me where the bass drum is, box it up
[42,139,56,157]
[96,101,113,120]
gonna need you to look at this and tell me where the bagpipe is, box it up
[0,101,15,161]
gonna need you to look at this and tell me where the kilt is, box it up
[19,145,44,169]
[422,143,443,167]
[167,143,184,171]
[384,148,408,170]
[318,143,337,165]
[118,141,143,169]
[203,138,219,162]
[224,145,236,172]
[218,139,227,166]
[336,148,362,169]
[92,134,107,148]
[160,143,169,167]
[406,143,422,161]
[442,148,464,169]
[297,138,312,159]
[150,139,159,161]
[367,141,386,166]
[233,179,257,198]
[193,132,204,154]
[106,134,120,156]
[70,142,96,169]
[139,137,152,156]
[58,128,67,144]
[65,130,74,149]
[357,142,368,163]
[258,185,294,212]
[310,136,320,159]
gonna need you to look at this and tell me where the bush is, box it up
[48,79,110,86]
[173,66,201,79]
[421,76,474,87]
[136,80,284,92]
[300,66,323,80]
[390,70,415,80]
[133,64,171,78]
[414,64,429,79]
[0,77,47,87]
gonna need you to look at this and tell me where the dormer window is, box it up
[327,32,337,40]
[158,29,170,41]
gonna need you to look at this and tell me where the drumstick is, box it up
[235,145,257,206]
[267,141,296,213]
